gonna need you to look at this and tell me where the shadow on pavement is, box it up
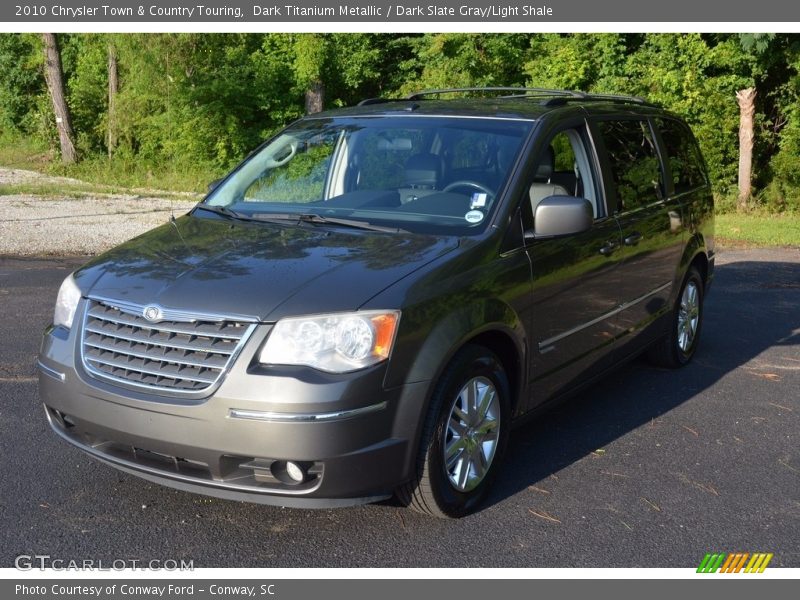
[486,257,800,507]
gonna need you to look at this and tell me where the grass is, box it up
[0,135,218,194]
[57,155,215,194]
[716,213,800,248]
[0,181,201,201]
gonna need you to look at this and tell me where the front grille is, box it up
[81,299,255,394]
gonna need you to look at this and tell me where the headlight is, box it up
[53,274,81,329]
[259,310,400,373]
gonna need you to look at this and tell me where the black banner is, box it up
[4,0,800,22]
[4,579,797,600]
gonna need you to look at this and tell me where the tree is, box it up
[736,88,757,208]
[293,34,328,114]
[402,33,530,94]
[41,33,77,164]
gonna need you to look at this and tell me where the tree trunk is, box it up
[107,41,119,158]
[42,33,78,165]
[305,80,324,114]
[736,87,756,210]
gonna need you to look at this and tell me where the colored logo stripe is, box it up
[720,553,748,573]
[745,553,773,573]
[697,553,725,573]
[697,553,773,573]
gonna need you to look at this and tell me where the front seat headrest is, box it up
[404,153,444,188]
[534,146,555,181]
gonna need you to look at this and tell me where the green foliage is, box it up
[0,32,799,210]
[63,34,108,155]
[0,33,48,139]
[525,34,632,92]
[716,212,800,246]
[399,33,528,93]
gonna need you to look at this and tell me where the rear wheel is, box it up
[398,344,510,518]
[647,266,704,368]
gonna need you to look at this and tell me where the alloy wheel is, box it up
[677,280,700,353]
[443,376,501,492]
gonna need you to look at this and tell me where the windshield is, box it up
[203,116,533,235]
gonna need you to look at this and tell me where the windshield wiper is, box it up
[193,204,250,221]
[250,212,407,234]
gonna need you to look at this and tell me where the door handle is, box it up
[599,240,619,256]
[624,231,643,246]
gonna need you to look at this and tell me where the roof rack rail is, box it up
[403,87,656,108]
[357,97,392,106]
[405,87,585,100]
[541,94,656,108]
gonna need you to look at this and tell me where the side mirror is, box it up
[525,195,593,241]
[207,178,223,193]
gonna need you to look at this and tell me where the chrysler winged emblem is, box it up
[142,304,164,323]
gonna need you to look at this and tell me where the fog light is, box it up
[286,461,305,483]
[269,459,311,485]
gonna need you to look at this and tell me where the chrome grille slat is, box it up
[84,323,238,355]
[84,354,217,384]
[86,305,244,339]
[81,299,255,395]
[83,337,228,370]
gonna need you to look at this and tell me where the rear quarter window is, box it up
[656,118,708,194]
[596,119,664,212]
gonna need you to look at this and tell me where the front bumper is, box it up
[37,316,430,508]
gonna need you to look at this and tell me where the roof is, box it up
[310,88,665,121]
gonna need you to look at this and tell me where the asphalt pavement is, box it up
[0,248,797,568]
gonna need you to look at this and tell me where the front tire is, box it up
[647,266,705,368]
[397,344,511,518]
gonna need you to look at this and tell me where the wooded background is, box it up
[1,33,799,213]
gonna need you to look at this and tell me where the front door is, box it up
[523,125,624,408]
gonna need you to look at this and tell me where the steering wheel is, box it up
[442,180,496,199]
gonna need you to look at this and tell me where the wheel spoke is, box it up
[446,439,466,470]
[481,427,499,444]
[466,380,478,422]
[472,449,487,481]
[457,456,471,489]
[475,419,498,436]
[452,404,469,425]
[477,386,494,421]
[446,452,460,472]
[448,415,467,437]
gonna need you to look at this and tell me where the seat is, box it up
[529,147,570,215]
[399,153,445,204]
[403,153,444,188]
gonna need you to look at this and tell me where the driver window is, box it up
[526,128,599,225]
[242,131,339,203]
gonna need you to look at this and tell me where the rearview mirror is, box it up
[525,195,593,241]
[377,138,413,151]
[207,178,223,193]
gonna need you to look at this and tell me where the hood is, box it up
[75,213,458,321]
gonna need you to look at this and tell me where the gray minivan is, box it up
[38,88,714,517]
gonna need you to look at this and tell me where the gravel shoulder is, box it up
[0,167,198,256]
